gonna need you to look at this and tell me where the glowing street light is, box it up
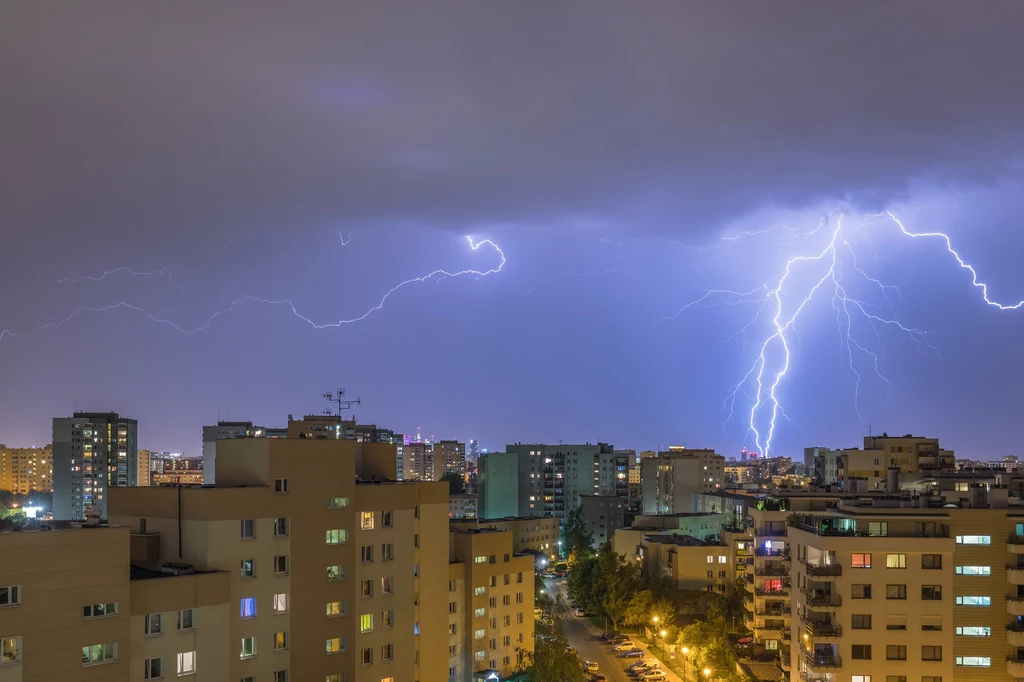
[703,668,711,680]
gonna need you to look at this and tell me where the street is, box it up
[544,579,683,682]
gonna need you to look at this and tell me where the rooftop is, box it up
[130,563,222,581]
[642,533,723,547]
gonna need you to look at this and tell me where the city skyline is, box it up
[4,3,1024,461]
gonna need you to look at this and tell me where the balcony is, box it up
[1008,596,1024,617]
[1009,535,1024,553]
[755,606,789,617]
[744,576,754,593]
[754,564,788,577]
[804,621,842,639]
[1007,624,1024,647]
[779,653,791,671]
[756,587,790,598]
[781,627,791,642]
[1009,566,1024,585]
[802,589,842,608]
[801,559,842,577]
[801,647,842,670]
[754,547,789,558]
[1009,656,1024,678]
[755,527,787,537]
[743,612,755,631]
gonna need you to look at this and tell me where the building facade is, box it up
[449,494,478,520]
[53,412,139,521]
[0,444,52,494]
[579,495,627,548]
[437,441,467,478]
[477,453,520,519]
[641,449,725,514]
[451,516,560,558]
[503,443,628,519]
[110,437,450,682]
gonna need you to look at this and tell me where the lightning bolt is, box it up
[339,231,355,246]
[3,236,504,341]
[671,211,996,456]
[57,266,185,292]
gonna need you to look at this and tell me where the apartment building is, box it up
[842,434,955,489]
[449,494,478,520]
[448,528,534,681]
[641,448,725,514]
[109,437,449,682]
[404,442,437,481]
[579,494,627,548]
[613,512,726,560]
[0,444,52,494]
[633,534,735,593]
[477,453,519,519]
[437,441,467,478]
[52,412,138,520]
[451,516,560,557]
[0,520,231,681]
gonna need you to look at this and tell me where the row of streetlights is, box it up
[651,615,712,681]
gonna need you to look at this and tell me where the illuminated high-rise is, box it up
[52,411,138,521]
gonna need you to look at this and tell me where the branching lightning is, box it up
[338,231,355,246]
[57,266,185,292]
[670,211,1010,456]
[4,236,504,342]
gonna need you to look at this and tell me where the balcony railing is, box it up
[755,547,789,557]
[792,521,949,538]
[756,587,790,597]
[781,627,791,641]
[801,559,842,576]
[755,527,787,537]
[804,622,842,638]
[755,607,789,617]
[754,565,789,576]
[802,589,842,607]
[802,647,842,669]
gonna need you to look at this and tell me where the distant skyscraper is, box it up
[53,411,138,521]
[468,439,481,464]
[0,444,53,494]
[503,442,627,519]
[436,440,467,477]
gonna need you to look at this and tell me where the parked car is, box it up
[584,661,599,672]
[600,630,621,640]
[620,648,644,658]
[591,676,607,682]
[639,671,666,681]
[627,660,650,672]
[613,640,636,651]
[574,608,585,616]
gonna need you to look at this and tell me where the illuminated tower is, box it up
[52,411,138,521]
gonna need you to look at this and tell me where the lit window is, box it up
[955,535,990,545]
[851,553,871,568]
[956,626,991,636]
[381,576,393,594]
[361,613,374,633]
[176,651,196,675]
[83,602,118,618]
[1,637,21,663]
[241,558,256,577]
[240,637,256,659]
[81,642,118,665]
[955,596,991,606]
[326,600,347,617]
[240,597,256,619]
[326,637,346,654]
[956,656,991,666]
[273,593,288,613]
[326,529,348,545]
[955,565,991,575]
[361,512,374,530]
[327,497,349,509]
[886,553,906,569]
[144,613,162,635]
[327,565,347,581]
[274,632,288,651]
[382,609,393,627]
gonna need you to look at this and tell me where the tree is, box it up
[623,589,653,628]
[439,472,465,495]
[596,542,639,631]
[561,506,592,555]
[512,625,587,682]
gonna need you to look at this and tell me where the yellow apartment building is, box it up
[448,528,535,681]
[450,516,560,557]
[633,533,736,593]
[0,520,230,682]
[787,486,1024,682]
[842,434,955,489]
[0,446,53,494]
[109,437,450,682]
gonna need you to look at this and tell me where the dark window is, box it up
[922,585,942,600]
[851,614,872,629]
[921,646,942,661]
[886,645,907,660]
[886,584,906,600]
[851,644,872,659]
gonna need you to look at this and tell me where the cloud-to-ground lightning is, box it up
[3,236,504,342]
[669,211,1013,456]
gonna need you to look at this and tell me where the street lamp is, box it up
[703,668,711,681]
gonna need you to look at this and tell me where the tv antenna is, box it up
[323,389,361,420]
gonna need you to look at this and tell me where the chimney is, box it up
[969,483,987,509]
[990,485,1009,509]
[886,467,902,493]
[84,506,101,526]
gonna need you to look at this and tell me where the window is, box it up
[474,607,486,617]
[886,645,906,660]
[240,597,257,619]
[327,497,349,508]
[241,558,256,577]
[240,637,257,659]
[921,678,942,682]
[274,555,288,574]
[449,623,457,635]
[274,593,288,613]
[360,648,373,666]
[474,651,486,661]
[144,657,162,679]
[361,580,373,597]
[474,556,487,564]
[1,637,19,663]
[241,519,255,539]
[851,644,872,659]
[922,646,942,661]
[274,517,288,536]
[718,555,727,563]
[361,614,373,633]
[886,615,907,630]
[886,677,907,682]
[955,565,990,575]
[885,553,906,569]
[177,651,196,675]
[502,595,510,606]
[381,577,393,594]
[852,553,872,568]
[921,615,943,631]
[922,585,942,600]
[474,586,486,596]
[326,600,347,617]
[326,676,342,682]
[382,609,393,628]
[706,556,714,564]
[144,613,162,635]
[956,626,990,636]
[851,584,872,599]
[449,601,457,614]
[361,512,374,530]
[0,585,20,606]
[273,672,288,682]
[955,535,990,544]
[81,642,118,665]
[851,614,872,629]
[275,478,289,493]
[383,510,393,527]
[326,637,346,653]
[361,545,374,562]
[83,602,118,618]
[955,595,990,606]
[382,643,395,661]
[921,554,942,569]
[956,656,990,666]
[852,677,872,682]
[885,584,906,600]
[177,608,194,631]
[474,629,486,640]
[326,529,347,545]
[327,564,348,581]
[382,543,394,561]
[274,631,288,651]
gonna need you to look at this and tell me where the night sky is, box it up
[3,2,1024,459]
